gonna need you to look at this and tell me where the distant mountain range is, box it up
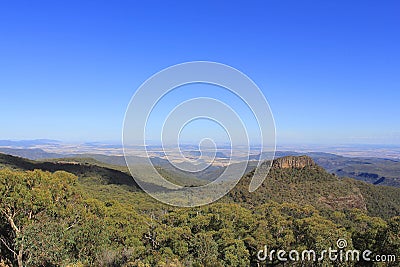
[0,147,62,159]
[0,139,61,147]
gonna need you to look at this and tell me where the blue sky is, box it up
[0,0,399,145]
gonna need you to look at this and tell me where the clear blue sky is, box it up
[0,0,399,145]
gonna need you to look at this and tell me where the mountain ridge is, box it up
[0,152,399,219]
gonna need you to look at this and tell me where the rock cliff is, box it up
[272,155,315,169]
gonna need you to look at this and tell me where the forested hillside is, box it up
[0,154,399,266]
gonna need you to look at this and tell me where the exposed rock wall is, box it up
[272,155,315,169]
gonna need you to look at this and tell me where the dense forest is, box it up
[0,154,399,266]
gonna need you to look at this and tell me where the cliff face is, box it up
[319,193,367,210]
[272,155,315,169]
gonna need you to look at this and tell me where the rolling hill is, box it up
[227,155,400,219]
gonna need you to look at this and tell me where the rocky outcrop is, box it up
[319,193,367,210]
[272,155,315,169]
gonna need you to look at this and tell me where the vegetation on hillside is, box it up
[0,154,399,266]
